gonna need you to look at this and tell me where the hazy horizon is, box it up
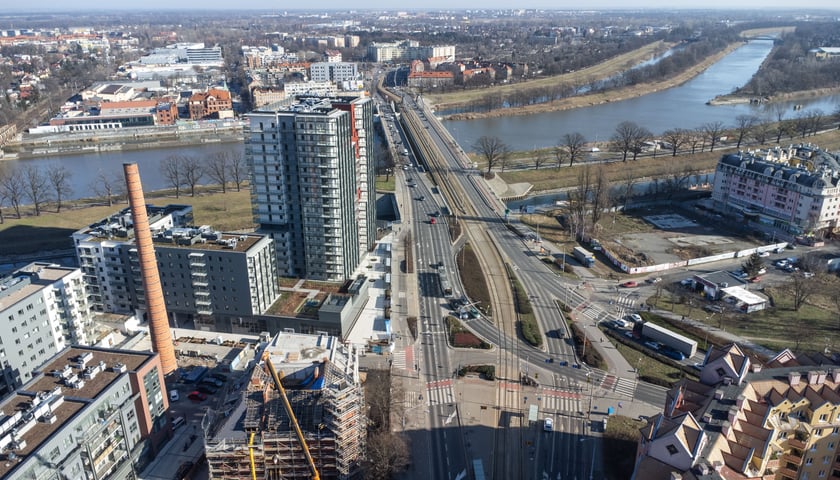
[5,1,840,12]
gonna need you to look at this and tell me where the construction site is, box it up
[204,332,366,480]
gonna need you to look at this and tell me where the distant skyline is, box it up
[6,1,840,12]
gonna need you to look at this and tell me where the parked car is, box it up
[544,418,554,432]
[188,391,207,402]
[627,314,643,323]
[620,281,638,288]
[169,390,180,402]
[201,377,224,387]
[643,341,661,351]
[680,278,694,287]
[197,385,218,395]
[803,272,815,278]
[646,277,662,284]
[661,348,686,361]
[704,304,724,313]
[758,251,771,257]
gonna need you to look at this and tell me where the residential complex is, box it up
[633,344,840,480]
[310,62,360,83]
[205,332,365,479]
[711,146,840,236]
[72,204,280,326]
[245,95,376,281]
[0,263,93,398]
[0,346,170,480]
[367,40,455,63]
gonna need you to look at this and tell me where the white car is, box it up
[758,251,771,257]
[169,390,180,402]
[544,418,553,432]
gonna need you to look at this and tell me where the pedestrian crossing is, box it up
[613,376,638,397]
[391,346,414,371]
[426,379,454,406]
[539,388,582,413]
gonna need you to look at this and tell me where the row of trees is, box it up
[472,102,840,175]
[159,150,247,198]
[0,149,247,223]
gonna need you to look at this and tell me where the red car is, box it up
[188,391,207,402]
[620,281,638,288]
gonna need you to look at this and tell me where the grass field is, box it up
[0,184,255,255]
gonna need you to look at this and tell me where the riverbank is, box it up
[442,42,744,121]
[708,86,840,107]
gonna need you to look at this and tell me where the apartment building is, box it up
[284,80,338,98]
[310,62,359,83]
[633,344,840,480]
[711,146,840,236]
[72,205,279,327]
[367,40,455,63]
[0,346,170,480]
[245,95,375,281]
[205,332,365,479]
[0,263,93,398]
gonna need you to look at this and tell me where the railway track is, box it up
[399,98,525,480]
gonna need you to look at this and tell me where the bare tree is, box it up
[630,125,653,161]
[181,156,204,197]
[534,149,548,170]
[161,155,185,198]
[566,166,593,240]
[228,150,246,192]
[472,135,509,174]
[363,431,410,480]
[206,151,230,193]
[701,121,725,152]
[661,128,688,156]
[790,272,816,311]
[663,159,698,198]
[23,165,49,216]
[611,121,640,162]
[807,109,825,136]
[619,166,637,210]
[590,166,610,226]
[686,130,703,154]
[46,164,72,213]
[733,114,757,149]
[557,132,587,167]
[794,111,812,138]
[91,171,118,207]
[0,165,25,218]
[770,103,788,143]
[751,119,772,145]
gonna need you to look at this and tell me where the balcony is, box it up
[788,437,806,450]
[781,453,802,465]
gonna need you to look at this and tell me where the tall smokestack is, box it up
[123,163,177,375]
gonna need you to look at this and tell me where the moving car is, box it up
[430,217,436,224]
[645,277,662,284]
[620,281,638,288]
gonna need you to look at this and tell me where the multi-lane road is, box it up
[381,89,669,480]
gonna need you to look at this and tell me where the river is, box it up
[2,143,243,200]
[7,39,840,201]
[443,40,840,151]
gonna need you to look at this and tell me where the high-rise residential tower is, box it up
[245,95,375,281]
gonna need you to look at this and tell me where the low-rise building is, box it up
[0,263,93,398]
[188,88,233,120]
[0,346,170,480]
[633,344,840,480]
[310,62,359,83]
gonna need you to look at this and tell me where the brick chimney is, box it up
[123,163,177,375]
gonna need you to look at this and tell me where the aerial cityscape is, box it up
[1,5,840,480]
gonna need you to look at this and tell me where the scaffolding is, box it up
[205,335,365,480]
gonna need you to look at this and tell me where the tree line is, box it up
[471,103,840,176]
[0,149,247,224]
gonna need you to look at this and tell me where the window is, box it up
[666,444,678,455]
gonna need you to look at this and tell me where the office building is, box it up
[310,62,359,83]
[711,146,840,236]
[205,332,365,479]
[633,344,840,480]
[0,263,93,398]
[245,95,375,281]
[0,346,170,480]
[72,205,280,326]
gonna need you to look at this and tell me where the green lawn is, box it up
[375,174,395,192]
[610,333,693,387]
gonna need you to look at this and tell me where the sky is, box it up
[7,1,840,11]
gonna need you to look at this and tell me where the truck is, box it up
[641,322,697,358]
[573,246,595,268]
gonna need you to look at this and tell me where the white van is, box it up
[172,416,186,430]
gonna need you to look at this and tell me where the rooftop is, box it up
[0,263,78,311]
[0,346,156,478]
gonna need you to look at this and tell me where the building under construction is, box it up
[205,332,365,479]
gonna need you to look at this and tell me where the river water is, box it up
[443,40,840,151]
[6,39,840,201]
